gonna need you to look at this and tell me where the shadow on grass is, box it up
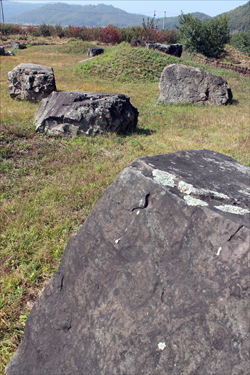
[230,99,239,105]
[121,127,156,137]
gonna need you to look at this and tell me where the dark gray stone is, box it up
[10,41,27,49]
[158,64,233,105]
[6,150,250,375]
[0,46,5,55]
[146,43,182,57]
[35,91,138,136]
[8,63,56,102]
[87,47,104,57]
[6,50,15,56]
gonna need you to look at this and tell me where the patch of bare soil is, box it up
[222,46,250,69]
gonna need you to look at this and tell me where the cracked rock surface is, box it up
[8,63,56,102]
[158,64,233,105]
[7,150,250,375]
[35,91,138,136]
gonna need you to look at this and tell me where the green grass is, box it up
[74,42,179,82]
[0,39,249,373]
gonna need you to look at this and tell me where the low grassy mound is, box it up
[74,42,179,82]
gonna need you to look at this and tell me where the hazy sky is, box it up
[8,0,249,17]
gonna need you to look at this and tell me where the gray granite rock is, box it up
[158,64,233,105]
[6,150,250,375]
[35,91,138,136]
[8,63,56,102]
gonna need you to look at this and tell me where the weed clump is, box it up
[74,43,179,82]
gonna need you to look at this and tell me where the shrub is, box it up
[178,13,230,57]
[98,25,120,44]
[230,29,250,56]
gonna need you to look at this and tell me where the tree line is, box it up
[0,14,249,57]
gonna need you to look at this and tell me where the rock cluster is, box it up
[10,41,27,49]
[6,150,250,375]
[35,91,138,136]
[130,40,182,58]
[146,43,182,57]
[158,64,233,105]
[0,46,15,56]
[8,63,56,102]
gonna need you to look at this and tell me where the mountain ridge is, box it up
[3,1,250,31]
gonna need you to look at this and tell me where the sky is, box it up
[6,0,250,18]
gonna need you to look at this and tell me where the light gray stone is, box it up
[8,63,56,102]
[158,64,233,105]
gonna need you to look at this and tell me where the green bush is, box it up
[230,29,250,56]
[178,13,230,57]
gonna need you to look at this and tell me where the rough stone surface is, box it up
[87,47,104,57]
[8,63,56,102]
[158,64,233,105]
[6,149,250,375]
[35,91,138,136]
[146,43,182,57]
[10,40,27,49]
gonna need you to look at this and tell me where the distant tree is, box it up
[230,29,250,56]
[178,13,230,57]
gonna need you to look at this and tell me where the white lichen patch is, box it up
[215,205,250,215]
[208,190,229,199]
[184,195,208,207]
[178,181,196,195]
[158,342,166,351]
[152,169,176,187]
[238,189,250,197]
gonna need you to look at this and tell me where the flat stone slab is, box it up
[8,63,56,102]
[158,64,233,105]
[35,91,138,136]
[6,150,250,375]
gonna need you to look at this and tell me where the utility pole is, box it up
[0,0,4,23]
[163,11,166,30]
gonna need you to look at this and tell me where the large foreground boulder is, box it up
[35,91,138,136]
[146,43,182,57]
[158,64,233,105]
[8,63,56,102]
[6,150,250,375]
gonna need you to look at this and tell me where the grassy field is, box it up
[0,39,249,372]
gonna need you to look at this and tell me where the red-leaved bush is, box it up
[98,25,120,44]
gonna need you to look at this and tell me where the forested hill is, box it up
[6,3,147,27]
[6,3,211,28]
[218,0,250,32]
[4,0,250,31]
[156,12,211,30]
[1,0,44,21]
